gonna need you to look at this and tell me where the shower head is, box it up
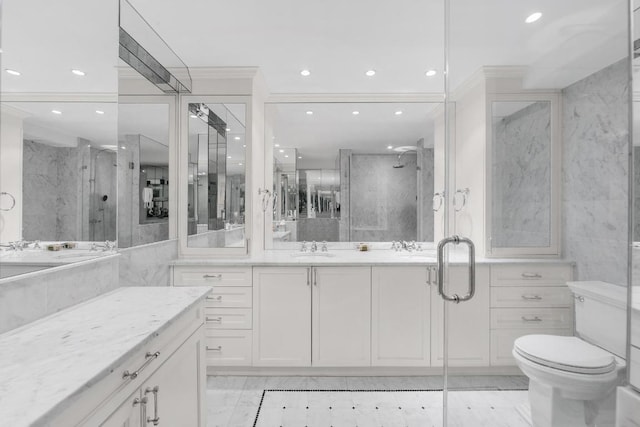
[392,150,413,169]
[393,163,405,169]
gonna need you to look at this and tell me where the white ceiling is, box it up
[0,0,631,162]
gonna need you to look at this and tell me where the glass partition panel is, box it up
[267,102,439,247]
[186,102,246,249]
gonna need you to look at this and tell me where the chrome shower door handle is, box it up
[437,235,476,304]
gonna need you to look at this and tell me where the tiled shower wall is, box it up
[562,59,630,286]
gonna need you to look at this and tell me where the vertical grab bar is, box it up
[437,235,476,303]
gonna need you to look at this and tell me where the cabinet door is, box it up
[253,267,311,366]
[140,327,206,427]
[312,267,371,367]
[431,265,490,366]
[99,391,142,427]
[372,266,431,366]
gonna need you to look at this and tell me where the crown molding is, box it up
[266,93,444,103]
[1,92,117,103]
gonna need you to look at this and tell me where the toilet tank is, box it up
[568,281,627,358]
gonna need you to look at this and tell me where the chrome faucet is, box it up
[310,241,318,252]
[300,241,308,252]
[321,241,328,252]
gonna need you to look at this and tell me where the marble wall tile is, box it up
[492,101,551,247]
[0,279,47,334]
[297,218,339,242]
[419,147,435,242]
[562,59,630,286]
[118,239,178,287]
[132,221,169,246]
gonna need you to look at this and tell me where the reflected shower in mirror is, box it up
[490,100,552,248]
[267,102,438,246]
[3,102,118,243]
[118,103,170,248]
[187,103,246,248]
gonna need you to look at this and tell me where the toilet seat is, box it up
[514,335,617,375]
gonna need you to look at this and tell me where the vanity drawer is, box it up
[205,329,252,366]
[174,266,252,287]
[206,286,252,308]
[491,308,573,329]
[205,307,252,329]
[490,265,572,287]
[491,286,572,308]
[490,328,572,366]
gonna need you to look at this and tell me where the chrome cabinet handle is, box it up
[437,236,475,303]
[521,316,543,322]
[307,268,310,286]
[206,316,223,323]
[575,295,585,302]
[207,345,222,351]
[145,386,160,425]
[207,295,223,301]
[203,274,223,279]
[521,294,542,300]
[521,272,542,279]
[313,268,317,286]
[122,351,160,380]
[140,396,148,424]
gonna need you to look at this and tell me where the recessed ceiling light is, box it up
[5,69,20,76]
[238,163,243,166]
[51,110,62,115]
[387,145,393,149]
[298,156,302,159]
[352,111,360,115]
[274,143,280,147]
[525,12,542,23]
[243,144,246,147]
[284,155,289,158]
[71,69,86,76]
[226,128,231,131]
[121,146,126,150]
[300,69,311,76]
[95,110,105,115]
[227,156,232,159]
[190,114,197,118]
[234,136,241,140]
[395,111,403,115]
[306,111,313,115]
[365,70,376,77]
[425,69,437,77]
[279,149,284,153]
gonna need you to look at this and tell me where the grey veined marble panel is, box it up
[562,59,630,286]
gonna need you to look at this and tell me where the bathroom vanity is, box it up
[172,253,573,373]
[0,286,210,427]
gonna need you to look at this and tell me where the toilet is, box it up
[513,281,627,427]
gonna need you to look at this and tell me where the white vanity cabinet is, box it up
[431,265,491,367]
[371,266,432,366]
[312,266,372,366]
[173,266,253,366]
[252,267,311,366]
[489,264,573,366]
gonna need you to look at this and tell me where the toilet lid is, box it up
[514,335,617,375]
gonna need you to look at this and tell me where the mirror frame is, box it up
[117,95,178,247]
[178,95,252,256]
[485,92,562,257]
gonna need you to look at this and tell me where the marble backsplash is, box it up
[118,239,178,287]
[562,59,630,286]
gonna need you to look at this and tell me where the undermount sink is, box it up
[290,252,336,258]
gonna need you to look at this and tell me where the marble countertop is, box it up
[172,248,574,267]
[0,286,211,427]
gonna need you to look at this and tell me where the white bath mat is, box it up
[253,389,530,427]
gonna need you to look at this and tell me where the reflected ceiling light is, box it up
[298,156,302,159]
[120,146,126,150]
[352,111,359,115]
[226,127,231,131]
[300,69,311,76]
[387,145,393,149]
[51,110,62,115]
[234,136,241,140]
[5,69,20,76]
[238,163,243,166]
[306,111,313,115]
[284,155,289,158]
[395,110,403,115]
[95,110,105,115]
[227,156,232,159]
[279,149,284,153]
[243,144,246,148]
[365,69,376,77]
[525,12,542,23]
[190,114,197,118]
[425,69,437,77]
[71,69,86,76]
[274,143,280,147]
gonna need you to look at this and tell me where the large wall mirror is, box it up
[185,101,247,250]
[266,102,439,248]
[0,0,118,278]
[487,96,560,256]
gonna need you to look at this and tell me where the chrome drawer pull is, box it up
[203,274,223,279]
[521,316,543,322]
[122,351,160,380]
[145,385,160,425]
[207,345,222,351]
[207,316,223,323]
[521,272,542,279]
[206,295,223,301]
[521,294,542,300]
